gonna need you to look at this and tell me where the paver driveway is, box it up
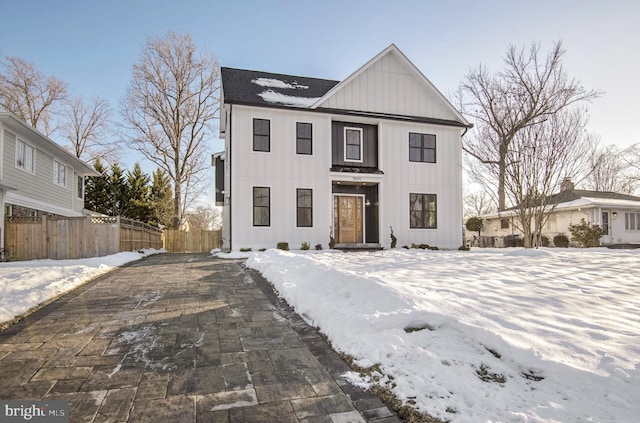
[0,253,398,423]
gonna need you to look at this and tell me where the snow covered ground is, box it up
[243,247,640,423]
[0,250,162,326]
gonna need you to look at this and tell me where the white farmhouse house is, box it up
[215,44,471,252]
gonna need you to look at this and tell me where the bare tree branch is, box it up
[460,41,602,210]
[60,96,116,163]
[121,32,220,228]
[0,56,67,136]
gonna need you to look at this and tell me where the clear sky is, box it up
[1,0,638,195]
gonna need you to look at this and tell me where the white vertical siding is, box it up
[378,121,463,249]
[230,105,333,250]
[228,105,465,250]
[319,51,457,121]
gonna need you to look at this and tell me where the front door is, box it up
[601,211,611,244]
[334,195,364,243]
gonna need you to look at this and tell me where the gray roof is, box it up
[549,189,640,204]
[221,67,339,107]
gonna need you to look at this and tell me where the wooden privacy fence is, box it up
[5,215,163,261]
[162,230,221,253]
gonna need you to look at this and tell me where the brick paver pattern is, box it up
[0,254,399,423]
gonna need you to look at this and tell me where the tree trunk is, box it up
[498,143,507,211]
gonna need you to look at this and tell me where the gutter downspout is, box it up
[228,104,233,252]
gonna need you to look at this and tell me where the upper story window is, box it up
[77,175,84,199]
[501,218,510,229]
[253,118,270,152]
[296,122,312,155]
[54,160,67,187]
[409,133,436,163]
[344,127,363,162]
[410,193,437,229]
[16,138,35,174]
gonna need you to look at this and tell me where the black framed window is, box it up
[253,118,270,152]
[296,122,312,155]
[253,187,270,226]
[501,218,510,229]
[409,133,436,163]
[344,128,362,161]
[410,193,437,229]
[296,188,312,227]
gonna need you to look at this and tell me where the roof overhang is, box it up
[0,111,100,177]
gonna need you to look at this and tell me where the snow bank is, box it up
[246,248,640,422]
[0,249,163,325]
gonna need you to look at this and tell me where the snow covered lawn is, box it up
[244,248,640,423]
[0,249,162,326]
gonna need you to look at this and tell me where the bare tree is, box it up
[501,108,592,247]
[122,32,220,228]
[583,137,638,194]
[0,56,67,136]
[463,191,496,218]
[461,41,602,210]
[620,143,640,193]
[186,205,222,231]
[60,96,115,163]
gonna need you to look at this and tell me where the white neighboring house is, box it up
[0,111,100,250]
[215,44,472,252]
[479,186,640,247]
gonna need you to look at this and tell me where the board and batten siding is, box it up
[318,51,457,121]
[2,128,83,216]
[378,121,463,249]
[229,105,333,250]
[226,104,465,250]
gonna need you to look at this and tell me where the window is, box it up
[296,122,312,155]
[54,160,66,187]
[344,127,362,162]
[410,193,437,229]
[409,133,436,163]
[16,139,35,173]
[77,175,84,199]
[253,118,270,152]
[296,189,312,227]
[253,187,270,226]
[625,212,640,231]
[501,218,510,229]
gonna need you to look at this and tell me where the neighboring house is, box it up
[0,111,100,249]
[479,183,640,247]
[215,44,471,252]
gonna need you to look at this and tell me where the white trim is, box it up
[15,137,36,175]
[5,191,82,217]
[1,111,99,176]
[343,127,363,163]
[332,193,366,243]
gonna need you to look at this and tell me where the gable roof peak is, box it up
[310,44,471,127]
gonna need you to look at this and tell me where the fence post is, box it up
[41,215,48,259]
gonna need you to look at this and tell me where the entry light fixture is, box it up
[365,199,371,207]
[612,211,617,217]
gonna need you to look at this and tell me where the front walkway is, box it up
[0,253,398,423]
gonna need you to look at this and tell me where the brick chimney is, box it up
[561,177,575,191]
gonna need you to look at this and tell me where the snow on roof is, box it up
[257,90,321,107]
[251,78,309,90]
